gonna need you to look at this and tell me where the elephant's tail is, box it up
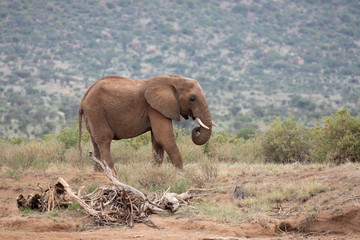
[78,106,83,159]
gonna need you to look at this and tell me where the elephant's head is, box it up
[144,75,215,145]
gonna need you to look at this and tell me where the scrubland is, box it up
[1,109,360,239]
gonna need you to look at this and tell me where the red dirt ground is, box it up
[1,163,359,240]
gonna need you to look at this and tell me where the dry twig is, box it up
[17,155,192,228]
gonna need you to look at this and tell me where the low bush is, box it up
[310,109,360,163]
[211,131,242,144]
[56,125,90,149]
[1,109,359,177]
[237,126,256,140]
[258,117,310,164]
[126,131,151,150]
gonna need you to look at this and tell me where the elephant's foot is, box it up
[174,161,183,170]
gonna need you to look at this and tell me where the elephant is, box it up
[78,74,216,175]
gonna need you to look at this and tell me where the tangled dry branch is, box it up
[17,156,192,227]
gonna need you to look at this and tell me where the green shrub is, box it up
[309,109,360,163]
[126,131,151,149]
[211,131,242,144]
[237,127,256,140]
[8,137,24,145]
[56,126,90,149]
[232,138,264,163]
[56,127,77,149]
[259,117,310,164]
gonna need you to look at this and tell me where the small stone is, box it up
[233,184,248,199]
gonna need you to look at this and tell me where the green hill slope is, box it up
[1,0,359,138]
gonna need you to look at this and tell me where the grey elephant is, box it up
[78,75,216,175]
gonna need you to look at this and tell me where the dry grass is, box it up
[0,139,64,171]
[181,199,248,223]
[175,162,336,224]
[236,180,329,210]
[2,135,356,227]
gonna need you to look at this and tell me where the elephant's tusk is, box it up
[196,118,210,130]
[212,122,218,127]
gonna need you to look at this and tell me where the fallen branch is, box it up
[17,155,193,228]
[89,155,147,201]
[89,155,185,214]
[56,177,108,219]
[17,181,72,212]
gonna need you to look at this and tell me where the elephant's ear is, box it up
[144,80,181,121]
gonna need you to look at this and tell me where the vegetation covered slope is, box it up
[1,0,359,138]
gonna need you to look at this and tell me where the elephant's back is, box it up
[80,75,150,139]
[81,75,145,117]
[96,75,134,89]
[82,76,139,102]
[99,75,129,83]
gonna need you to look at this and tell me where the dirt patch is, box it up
[276,207,360,234]
[1,164,360,239]
[303,207,360,234]
[0,216,81,232]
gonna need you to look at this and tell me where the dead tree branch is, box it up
[17,155,193,228]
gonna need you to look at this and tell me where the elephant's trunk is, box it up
[191,107,212,145]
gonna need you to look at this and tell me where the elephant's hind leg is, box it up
[151,131,164,165]
[89,122,117,176]
[97,138,118,176]
[90,136,102,171]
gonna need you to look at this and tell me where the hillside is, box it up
[1,0,360,138]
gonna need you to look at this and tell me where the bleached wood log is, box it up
[90,155,147,200]
[89,155,193,214]
[89,155,170,214]
[17,153,196,228]
[56,177,117,222]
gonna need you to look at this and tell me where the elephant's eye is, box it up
[189,96,196,102]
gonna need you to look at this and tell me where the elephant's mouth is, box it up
[188,110,195,120]
[181,110,195,120]
[181,109,217,129]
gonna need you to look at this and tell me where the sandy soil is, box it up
[1,164,359,240]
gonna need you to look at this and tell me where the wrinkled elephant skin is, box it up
[78,75,214,174]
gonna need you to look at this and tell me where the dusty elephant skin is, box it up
[78,75,214,174]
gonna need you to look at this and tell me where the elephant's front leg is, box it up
[149,108,183,169]
[151,130,164,165]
